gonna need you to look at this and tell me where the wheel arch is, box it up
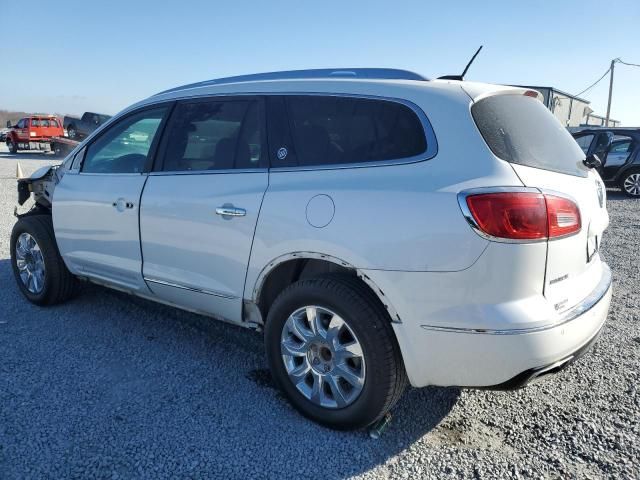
[248,252,402,327]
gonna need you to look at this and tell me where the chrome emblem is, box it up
[595,179,604,208]
[277,147,288,160]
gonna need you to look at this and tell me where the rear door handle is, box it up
[216,206,246,217]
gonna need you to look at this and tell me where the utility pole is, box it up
[605,59,615,127]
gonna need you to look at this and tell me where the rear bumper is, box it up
[483,322,603,390]
[386,262,612,388]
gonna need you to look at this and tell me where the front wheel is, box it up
[620,169,640,197]
[10,215,78,305]
[264,274,407,430]
[7,139,17,153]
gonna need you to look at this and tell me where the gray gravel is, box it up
[0,146,638,479]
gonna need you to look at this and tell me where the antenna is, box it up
[438,45,483,81]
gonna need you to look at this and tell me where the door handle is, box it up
[215,206,246,217]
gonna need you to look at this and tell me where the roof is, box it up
[156,68,429,96]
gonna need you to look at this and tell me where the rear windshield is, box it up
[31,118,60,128]
[472,94,587,177]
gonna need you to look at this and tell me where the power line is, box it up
[573,58,640,99]
[574,66,612,97]
[618,59,640,68]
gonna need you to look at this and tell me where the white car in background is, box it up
[10,69,612,430]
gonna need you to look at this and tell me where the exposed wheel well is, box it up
[256,258,395,324]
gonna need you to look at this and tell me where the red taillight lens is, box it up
[545,194,581,237]
[466,193,548,240]
[465,192,581,241]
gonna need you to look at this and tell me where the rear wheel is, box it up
[264,274,407,430]
[620,169,640,197]
[67,125,77,139]
[7,138,17,153]
[10,215,78,305]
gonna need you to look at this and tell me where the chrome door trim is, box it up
[144,277,238,300]
[149,168,267,176]
[420,263,611,335]
[143,91,438,171]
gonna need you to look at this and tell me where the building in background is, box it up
[513,85,620,128]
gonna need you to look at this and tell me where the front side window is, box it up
[283,96,427,167]
[16,119,26,128]
[82,107,167,174]
[161,99,264,172]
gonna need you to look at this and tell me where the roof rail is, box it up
[155,68,428,95]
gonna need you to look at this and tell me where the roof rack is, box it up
[156,68,428,95]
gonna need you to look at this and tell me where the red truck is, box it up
[5,115,65,153]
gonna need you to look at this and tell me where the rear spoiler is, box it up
[458,82,543,103]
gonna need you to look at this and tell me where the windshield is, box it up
[472,94,588,177]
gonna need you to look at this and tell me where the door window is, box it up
[574,134,594,154]
[16,119,26,128]
[282,96,427,167]
[605,136,635,167]
[160,99,264,172]
[82,107,167,174]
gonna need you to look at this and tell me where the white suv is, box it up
[11,69,612,430]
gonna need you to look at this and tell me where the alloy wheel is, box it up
[623,173,640,196]
[280,306,366,409]
[15,232,45,294]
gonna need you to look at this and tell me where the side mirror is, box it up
[583,153,602,169]
[6,121,12,128]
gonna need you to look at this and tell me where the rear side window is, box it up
[472,95,587,177]
[161,99,264,171]
[282,96,427,167]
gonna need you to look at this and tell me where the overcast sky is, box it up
[2,0,639,125]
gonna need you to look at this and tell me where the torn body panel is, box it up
[16,163,65,210]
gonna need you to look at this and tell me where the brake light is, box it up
[464,192,581,241]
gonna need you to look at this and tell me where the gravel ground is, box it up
[0,146,638,479]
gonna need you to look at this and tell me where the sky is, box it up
[2,0,639,124]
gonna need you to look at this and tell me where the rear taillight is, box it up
[464,191,581,241]
[545,195,581,238]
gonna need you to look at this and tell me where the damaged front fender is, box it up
[16,162,62,208]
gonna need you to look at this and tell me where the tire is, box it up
[10,215,78,306]
[67,125,77,140]
[7,138,17,153]
[620,169,640,197]
[264,273,407,430]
